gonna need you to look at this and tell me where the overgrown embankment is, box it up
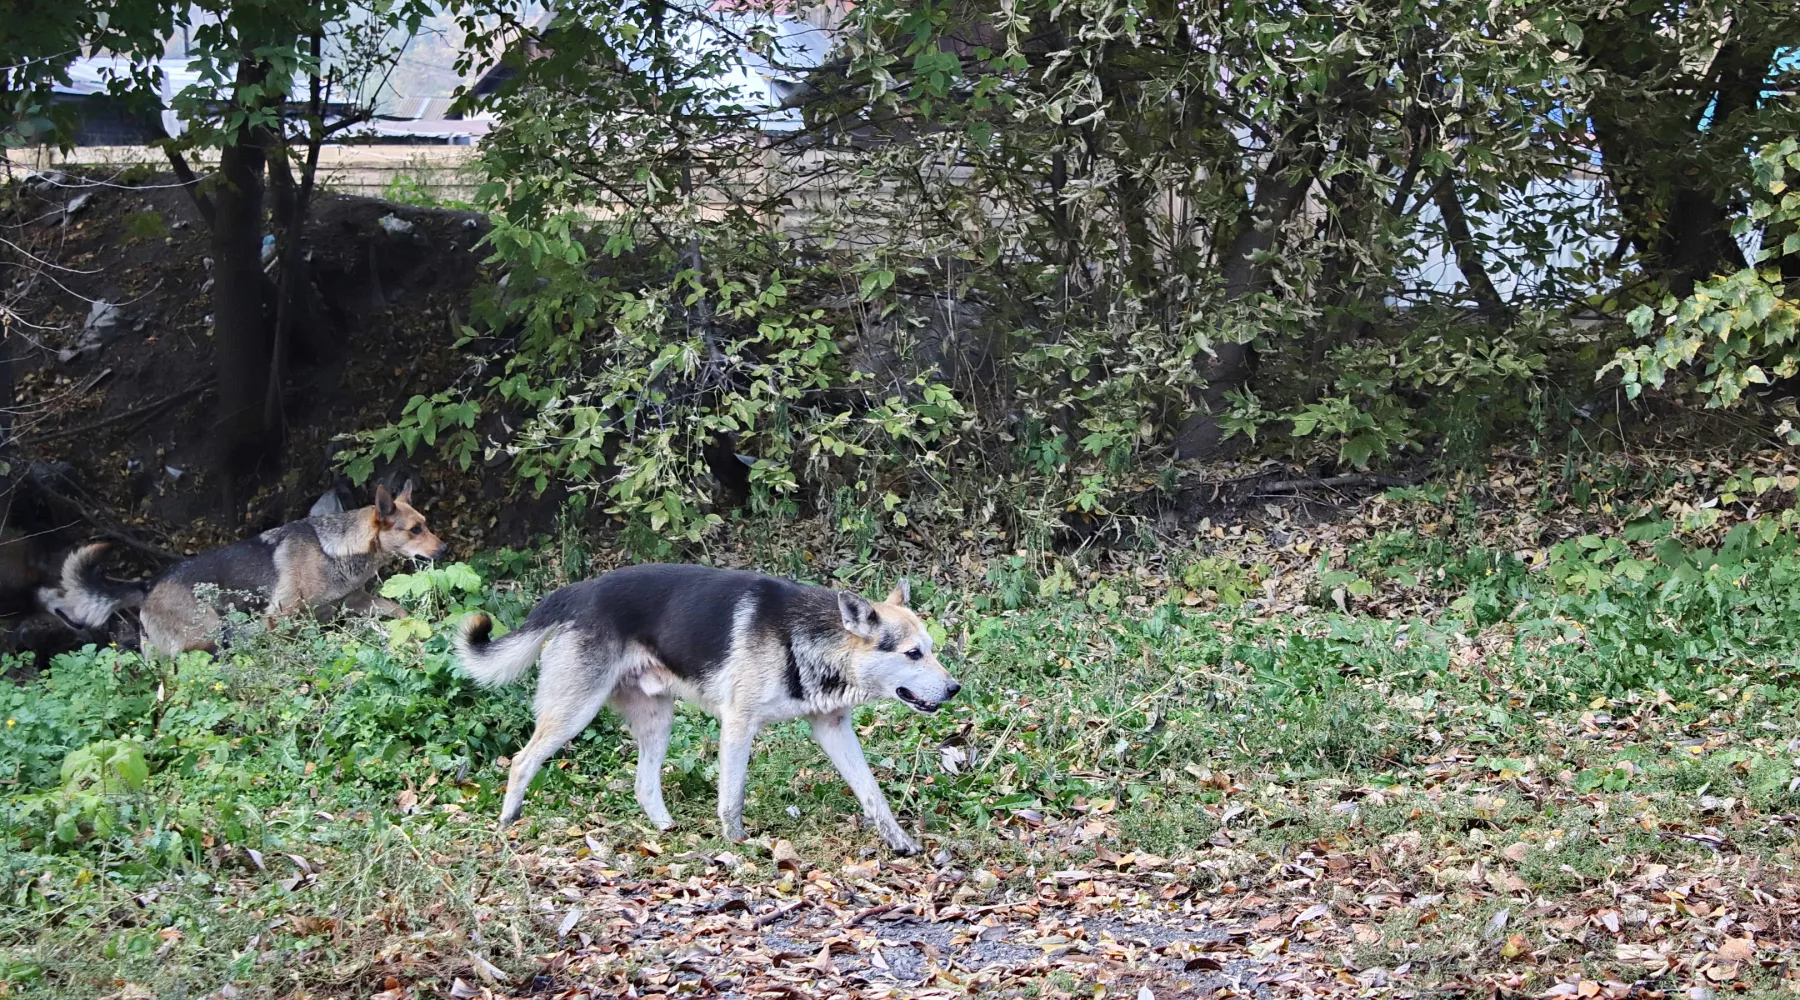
[0,171,523,574]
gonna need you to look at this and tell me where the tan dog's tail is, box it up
[454,613,552,688]
[40,543,147,629]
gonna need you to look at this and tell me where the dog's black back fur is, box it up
[525,563,845,682]
[158,534,282,608]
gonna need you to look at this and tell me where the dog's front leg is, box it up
[808,710,921,855]
[715,714,758,843]
[341,588,406,618]
[264,596,302,634]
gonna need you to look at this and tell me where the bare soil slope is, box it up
[2,171,550,651]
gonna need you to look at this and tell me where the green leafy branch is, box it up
[1606,138,1800,408]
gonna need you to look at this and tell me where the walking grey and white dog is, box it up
[454,563,962,854]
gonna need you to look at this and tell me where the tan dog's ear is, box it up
[375,484,395,519]
[396,479,414,505]
[885,578,910,607]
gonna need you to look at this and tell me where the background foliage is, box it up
[313,0,1800,543]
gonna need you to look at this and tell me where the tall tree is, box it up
[1577,0,1800,296]
[4,0,440,511]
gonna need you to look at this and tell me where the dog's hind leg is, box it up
[141,584,216,657]
[808,709,921,855]
[715,713,760,843]
[609,685,676,830]
[498,634,620,828]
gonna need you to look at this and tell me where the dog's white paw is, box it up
[887,835,922,856]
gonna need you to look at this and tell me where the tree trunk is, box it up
[263,133,302,438]
[1579,18,1771,297]
[145,111,217,228]
[1172,128,1323,459]
[261,127,335,434]
[1308,99,1381,395]
[1650,187,1744,298]
[211,60,276,512]
[1431,175,1509,319]
[0,296,14,501]
[1048,149,1084,291]
[263,28,337,392]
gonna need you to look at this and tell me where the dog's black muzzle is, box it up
[898,681,962,713]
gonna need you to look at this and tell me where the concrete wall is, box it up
[7,142,1627,304]
[3,144,482,204]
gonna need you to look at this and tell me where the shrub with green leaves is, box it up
[1608,138,1800,408]
[0,561,539,871]
[1222,324,1554,469]
[337,215,967,543]
[338,0,1680,543]
[339,392,481,485]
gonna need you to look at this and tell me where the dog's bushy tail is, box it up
[454,613,552,688]
[42,543,147,628]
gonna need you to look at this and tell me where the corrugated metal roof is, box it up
[53,57,203,101]
[342,117,494,139]
[388,96,461,120]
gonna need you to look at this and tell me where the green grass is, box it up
[3,511,1800,996]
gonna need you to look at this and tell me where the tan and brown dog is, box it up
[46,482,445,655]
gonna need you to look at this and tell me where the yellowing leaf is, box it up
[1501,933,1530,960]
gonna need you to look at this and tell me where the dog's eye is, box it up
[409,525,423,535]
[905,648,924,661]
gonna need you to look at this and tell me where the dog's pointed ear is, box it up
[885,578,910,607]
[375,484,396,519]
[837,590,881,640]
[396,479,414,505]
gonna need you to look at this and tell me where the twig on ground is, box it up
[844,902,903,927]
[1252,473,1419,494]
[70,521,178,562]
[24,470,180,562]
[752,900,806,928]
[1659,831,1730,852]
[12,379,214,448]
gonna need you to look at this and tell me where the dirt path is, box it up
[366,837,1316,1000]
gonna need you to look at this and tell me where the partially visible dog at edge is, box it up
[454,564,962,855]
[45,482,447,655]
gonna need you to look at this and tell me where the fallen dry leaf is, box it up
[466,949,510,983]
[1716,936,1755,963]
[1502,933,1531,960]
[772,839,801,872]
[1703,963,1739,983]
